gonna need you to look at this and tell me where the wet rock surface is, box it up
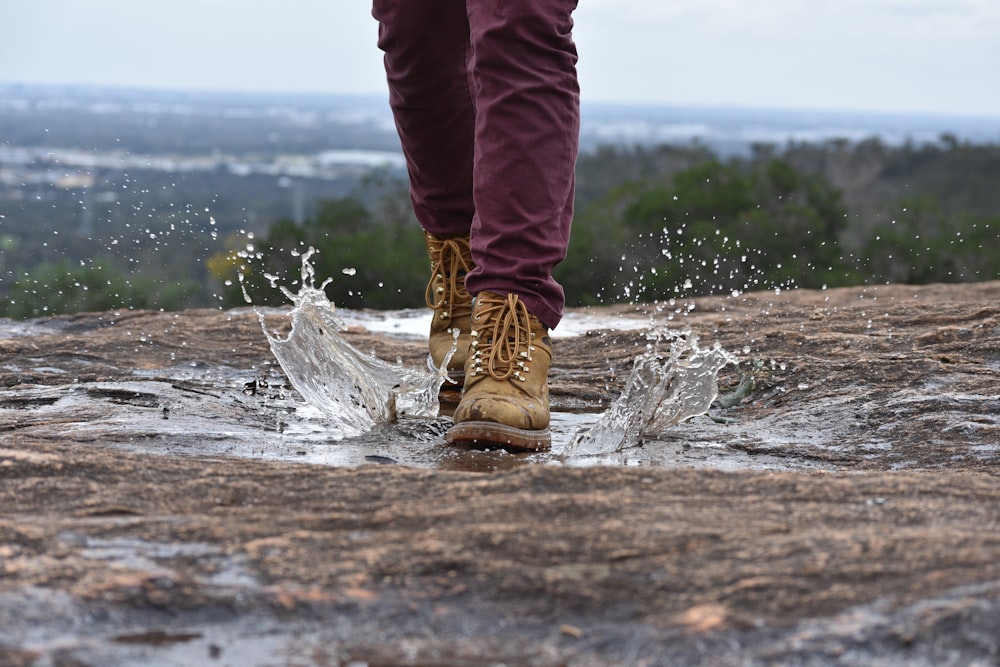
[1,282,999,666]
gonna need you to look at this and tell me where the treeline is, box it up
[3,140,999,318]
[213,139,1000,311]
[209,189,426,311]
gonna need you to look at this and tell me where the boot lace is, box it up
[425,236,473,320]
[470,293,536,382]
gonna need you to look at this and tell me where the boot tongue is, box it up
[474,293,533,381]
[425,237,473,312]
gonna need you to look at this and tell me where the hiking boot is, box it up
[447,291,552,450]
[424,231,475,386]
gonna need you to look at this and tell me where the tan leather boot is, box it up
[424,232,474,386]
[447,291,552,450]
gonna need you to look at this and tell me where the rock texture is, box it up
[1,281,999,666]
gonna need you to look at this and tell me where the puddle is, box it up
[249,248,740,466]
[0,319,62,340]
[333,305,653,340]
[4,253,996,473]
[2,372,815,471]
[71,535,260,589]
[0,292,841,473]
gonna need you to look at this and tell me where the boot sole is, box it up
[446,420,551,452]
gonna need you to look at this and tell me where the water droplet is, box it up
[566,330,736,456]
[261,252,448,436]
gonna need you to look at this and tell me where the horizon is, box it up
[4,82,997,163]
[4,81,1000,124]
[2,1,999,118]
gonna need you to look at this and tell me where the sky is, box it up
[1,0,999,117]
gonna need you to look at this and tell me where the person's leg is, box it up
[372,0,476,239]
[448,0,580,450]
[464,0,581,331]
[373,0,477,381]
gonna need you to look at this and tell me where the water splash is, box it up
[565,330,736,457]
[263,248,733,449]
[260,248,449,438]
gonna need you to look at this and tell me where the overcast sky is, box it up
[1,0,998,116]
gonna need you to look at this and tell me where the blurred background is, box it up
[1,0,998,318]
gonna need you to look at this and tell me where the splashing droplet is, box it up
[261,248,447,438]
[566,330,736,456]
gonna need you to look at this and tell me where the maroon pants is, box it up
[372,0,580,329]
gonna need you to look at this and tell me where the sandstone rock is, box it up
[1,282,999,665]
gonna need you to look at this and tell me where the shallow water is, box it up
[15,269,997,473]
[0,256,756,471]
[262,249,736,458]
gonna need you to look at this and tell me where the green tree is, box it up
[862,197,1000,283]
[217,195,428,310]
[2,258,200,319]
[559,157,851,304]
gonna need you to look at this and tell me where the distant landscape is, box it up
[1,84,998,318]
